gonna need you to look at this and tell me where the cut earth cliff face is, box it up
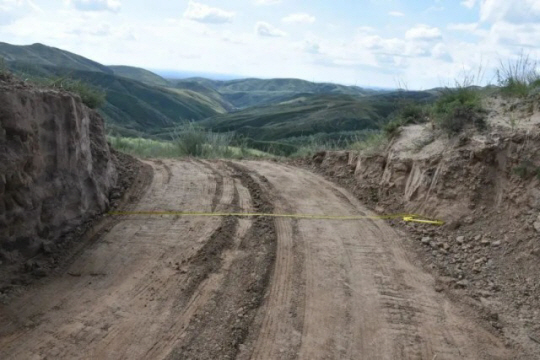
[0,74,117,264]
[303,120,540,357]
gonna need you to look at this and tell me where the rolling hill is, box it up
[0,43,230,136]
[173,77,379,109]
[0,42,112,74]
[196,91,434,142]
[0,42,432,145]
[109,65,170,87]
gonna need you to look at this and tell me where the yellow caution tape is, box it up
[402,215,445,226]
[108,211,444,226]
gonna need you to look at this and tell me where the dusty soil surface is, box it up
[0,159,519,359]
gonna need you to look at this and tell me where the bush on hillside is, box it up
[433,87,486,134]
[172,122,235,158]
[53,78,106,109]
[497,54,540,98]
[384,101,430,137]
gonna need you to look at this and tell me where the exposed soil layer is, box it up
[0,76,117,261]
[0,150,150,302]
[298,125,540,358]
[0,75,127,300]
[0,159,517,359]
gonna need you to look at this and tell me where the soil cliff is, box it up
[0,74,117,264]
[304,111,540,356]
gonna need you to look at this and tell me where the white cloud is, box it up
[68,0,121,12]
[255,21,286,37]
[461,0,477,9]
[282,13,315,24]
[432,43,452,62]
[388,11,405,17]
[0,0,40,25]
[479,0,540,23]
[448,22,478,31]
[183,1,234,24]
[255,0,281,5]
[488,21,540,49]
[405,24,442,41]
[357,26,376,34]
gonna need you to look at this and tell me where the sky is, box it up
[1,0,539,89]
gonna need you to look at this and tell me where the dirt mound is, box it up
[0,76,117,270]
[303,122,540,357]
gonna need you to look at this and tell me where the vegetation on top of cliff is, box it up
[497,54,540,98]
[384,101,432,137]
[47,77,106,109]
[432,87,486,134]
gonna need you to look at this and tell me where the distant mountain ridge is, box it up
[0,42,113,74]
[174,77,377,109]
[109,65,170,87]
[0,42,415,142]
[0,42,229,136]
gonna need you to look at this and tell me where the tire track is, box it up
[239,168,305,360]
[164,162,278,360]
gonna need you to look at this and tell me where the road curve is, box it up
[0,159,514,359]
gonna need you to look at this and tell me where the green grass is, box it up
[109,124,273,159]
[349,131,388,155]
[432,87,486,134]
[497,53,540,98]
[24,75,106,109]
[52,77,106,109]
[288,130,388,158]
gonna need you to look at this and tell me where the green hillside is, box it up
[172,80,234,112]
[0,43,229,136]
[0,42,112,74]
[174,77,378,109]
[109,65,170,87]
[190,91,434,142]
[0,42,436,148]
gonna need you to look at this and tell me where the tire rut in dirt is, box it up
[171,188,240,312]
[167,162,277,360]
[237,166,306,360]
[196,160,225,213]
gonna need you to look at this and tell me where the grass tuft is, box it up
[497,53,540,98]
[40,76,106,109]
[109,123,272,159]
[349,131,388,155]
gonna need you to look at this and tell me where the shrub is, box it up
[384,102,430,138]
[173,122,209,157]
[497,53,540,98]
[383,119,403,137]
[433,87,486,134]
[53,78,106,109]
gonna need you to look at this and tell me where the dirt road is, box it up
[0,159,516,359]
